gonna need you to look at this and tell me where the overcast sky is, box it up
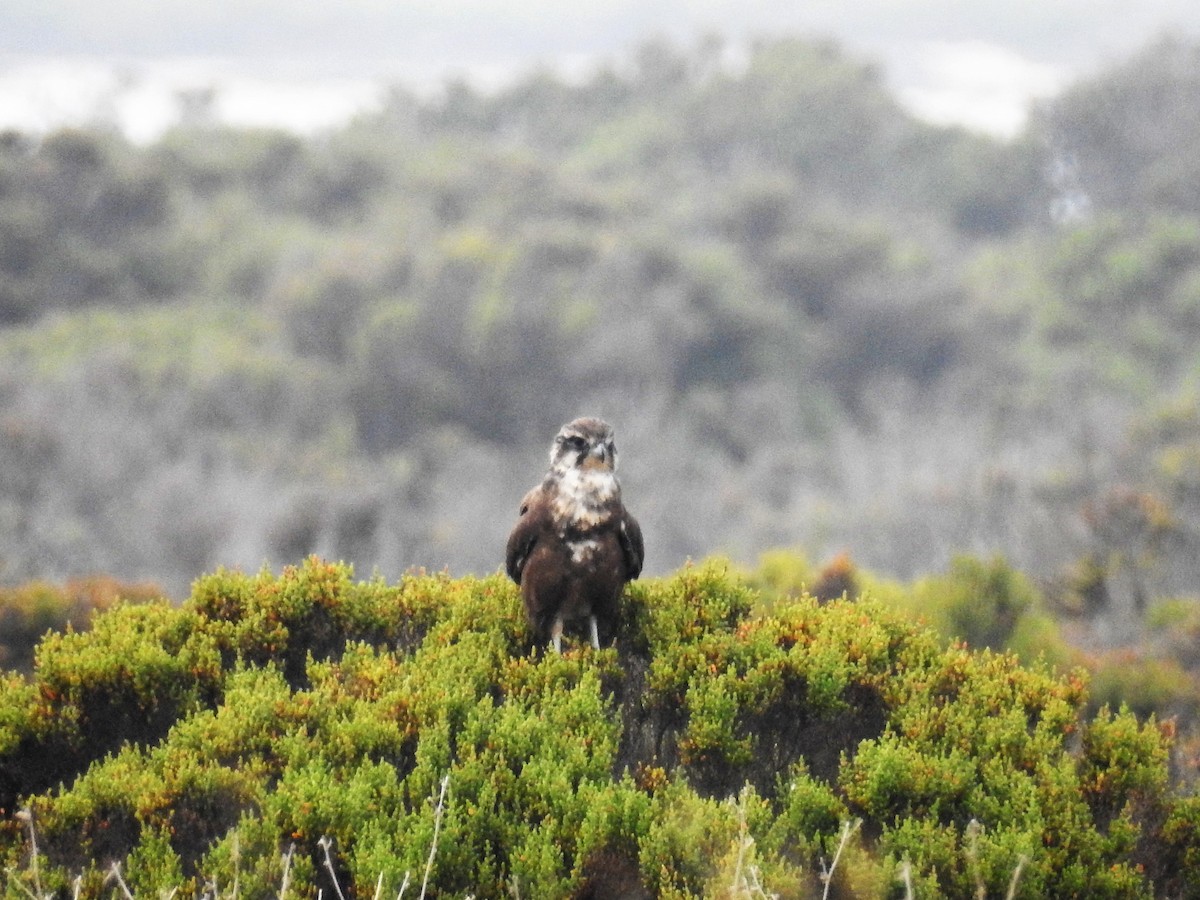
[3,1,1200,139]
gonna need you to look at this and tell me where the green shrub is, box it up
[0,577,161,672]
[744,549,816,606]
[0,556,1191,898]
[910,556,1039,651]
[750,550,1075,671]
[1087,650,1200,723]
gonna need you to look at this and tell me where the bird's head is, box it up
[549,417,618,474]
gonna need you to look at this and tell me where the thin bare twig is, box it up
[106,862,136,900]
[419,775,450,900]
[820,819,861,900]
[230,830,240,900]
[4,867,43,900]
[730,788,753,897]
[1005,854,1030,900]
[395,871,411,900]
[965,819,986,900]
[317,837,348,900]
[744,865,776,899]
[279,843,296,900]
[897,861,914,900]
[16,809,42,900]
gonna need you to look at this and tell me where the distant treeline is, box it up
[2,36,1200,622]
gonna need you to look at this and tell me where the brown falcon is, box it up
[505,417,644,652]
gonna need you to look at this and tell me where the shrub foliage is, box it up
[0,557,1194,897]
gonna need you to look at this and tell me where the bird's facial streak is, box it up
[548,418,618,473]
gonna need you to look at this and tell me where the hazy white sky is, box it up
[2,0,1199,139]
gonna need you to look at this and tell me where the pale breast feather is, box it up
[550,467,620,529]
[568,537,601,565]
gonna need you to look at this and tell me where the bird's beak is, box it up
[581,444,612,470]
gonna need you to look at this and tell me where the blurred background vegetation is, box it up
[5,35,1200,681]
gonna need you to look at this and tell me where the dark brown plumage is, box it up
[505,417,643,652]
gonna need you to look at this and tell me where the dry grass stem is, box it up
[106,862,136,900]
[279,843,296,900]
[5,867,42,900]
[965,818,986,900]
[318,837,348,900]
[15,809,42,900]
[820,818,861,900]
[419,775,450,900]
[1005,854,1030,900]
[730,788,752,897]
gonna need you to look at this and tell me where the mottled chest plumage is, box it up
[548,467,620,535]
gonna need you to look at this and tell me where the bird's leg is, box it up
[550,615,564,654]
[588,614,600,650]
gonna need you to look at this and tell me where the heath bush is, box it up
[0,556,1191,898]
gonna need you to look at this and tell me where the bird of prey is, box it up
[505,417,644,652]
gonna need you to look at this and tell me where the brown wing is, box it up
[618,509,644,580]
[505,486,545,584]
